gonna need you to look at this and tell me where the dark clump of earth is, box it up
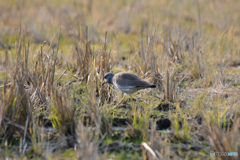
[83,116,132,127]
[154,101,175,111]
[195,115,202,125]
[154,100,187,112]
[83,115,95,126]
[220,114,235,131]
[37,114,53,128]
[156,118,171,130]
[178,120,183,129]
[190,144,205,151]
[112,118,132,127]
[221,118,233,131]
[149,114,157,119]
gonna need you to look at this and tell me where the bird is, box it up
[103,72,156,109]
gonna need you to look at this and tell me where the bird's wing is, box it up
[113,72,152,88]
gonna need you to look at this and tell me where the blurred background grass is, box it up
[1,0,240,42]
[1,0,240,67]
[0,0,240,159]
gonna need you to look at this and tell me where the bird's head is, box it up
[102,72,114,85]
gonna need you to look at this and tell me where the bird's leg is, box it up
[112,93,126,109]
[128,93,134,109]
[129,93,137,123]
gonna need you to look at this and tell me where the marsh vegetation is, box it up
[0,0,240,159]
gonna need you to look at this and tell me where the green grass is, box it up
[0,0,240,159]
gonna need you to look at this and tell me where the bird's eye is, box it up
[104,76,106,79]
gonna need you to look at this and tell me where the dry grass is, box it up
[0,0,240,159]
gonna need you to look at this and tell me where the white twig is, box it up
[0,82,11,88]
[141,142,157,158]
[22,116,28,147]
[23,143,27,154]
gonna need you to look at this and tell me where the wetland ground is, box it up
[0,0,240,159]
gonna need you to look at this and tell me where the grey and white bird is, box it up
[103,72,156,108]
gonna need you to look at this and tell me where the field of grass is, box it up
[0,0,240,159]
